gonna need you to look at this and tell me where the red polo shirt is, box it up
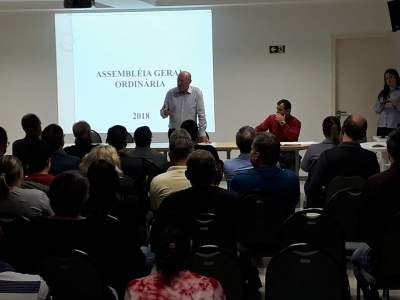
[25,173,55,186]
[255,114,301,142]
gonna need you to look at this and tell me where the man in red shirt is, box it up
[255,99,301,171]
[255,99,301,141]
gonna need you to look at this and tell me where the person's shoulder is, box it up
[166,86,179,95]
[289,114,301,124]
[191,86,203,93]
[183,270,223,291]
[152,170,168,181]
[209,185,238,196]
[279,168,298,182]
[15,187,45,197]
[126,273,158,293]
[360,147,379,160]
[12,138,25,146]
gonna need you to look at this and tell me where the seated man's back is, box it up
[232,167,299,200]
[306,115,380,206]
[361,129,400,251]
[230,132,300,211]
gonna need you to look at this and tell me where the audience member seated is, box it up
[0,260,49,299]
[152,150,239,251]
[255,99,302,171]
[0,155,53,222]
[352,128,400,300]
[64,121,95,159]
[231,132,300,210]
[12,113,46,175]
[301,116,341,172]
[305,115,380,207]
[0,127,8,156]
[84,159,141,226]
[126,225,225,300]
[180,119,203,143]
[224,126,255,190]
[180,120,224,186]
[149,129,193,210]
[24,146,54,187]
[129,126,167,169]
[27,171,145,297]
[80,145,137,198]
[22,172,91,268]
[106,125,146,191]
[41,124,80,175]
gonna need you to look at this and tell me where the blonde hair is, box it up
[0,155,23,197]
[79,145,122,176]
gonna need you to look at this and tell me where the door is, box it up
[335,35,396,140]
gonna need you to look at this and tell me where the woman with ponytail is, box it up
[375,68,400,137]
[0,155,52,221]
[125,226,225,300]
[301,116,341,173]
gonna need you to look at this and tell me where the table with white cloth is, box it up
[361,141,389,171]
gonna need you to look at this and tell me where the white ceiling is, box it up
[0,0,372,10]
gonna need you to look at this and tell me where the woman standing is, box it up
[375,68,400,137]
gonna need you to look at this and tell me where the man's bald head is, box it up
[177,71,192,92]
[342,114,367,141]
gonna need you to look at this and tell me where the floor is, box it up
[218,178,400,300]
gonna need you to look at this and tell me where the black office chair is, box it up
[279,208,346,268]
[186,245,243,300]
[90,129,102,144]
[237,192,294,256]
[325,176,367,244]
[356,212,400,300]
[266,243,350,300]
[192,212,236,253]
[38,249,117,300]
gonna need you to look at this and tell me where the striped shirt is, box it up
[0,271,49,300]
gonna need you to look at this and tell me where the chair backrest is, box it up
[90,130,102,144]
[280,208,346,268]
[192,212,217,248]
[126,132,134,143]
[377,212,400,288]
[185,245,243,300]
[325,176,367,242]
[191,211,236,253]
[38,249,107,300]
[237,192,293,253]
[266,243,350,300]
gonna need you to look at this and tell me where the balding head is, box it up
[342,115,367,142]
[177,71,192,92]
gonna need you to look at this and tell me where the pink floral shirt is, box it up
[124,271,226,300]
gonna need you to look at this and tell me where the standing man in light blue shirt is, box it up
[224,126,255,190]
[160,71,208,142]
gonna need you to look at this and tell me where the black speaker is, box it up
[388,1,400,32]
[64,0,92,8]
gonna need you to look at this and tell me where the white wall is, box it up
[0,1,393,149]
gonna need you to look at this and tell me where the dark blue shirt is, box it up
[231,165,300,208]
